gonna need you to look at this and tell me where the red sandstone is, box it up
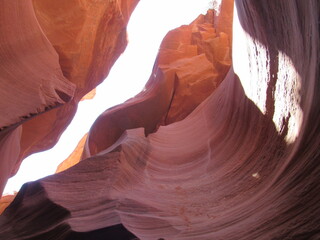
[0,0,319,239]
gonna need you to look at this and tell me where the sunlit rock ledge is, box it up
[0,0,320,239]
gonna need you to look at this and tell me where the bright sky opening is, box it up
[4,0,212,195]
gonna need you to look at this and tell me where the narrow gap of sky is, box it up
[4,0,212,195]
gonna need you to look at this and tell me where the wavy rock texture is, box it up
[1,0,320,239]
[55,8,232,168]
[58,2,234,175]
[82,8,232,160]
[0,1,76,130]
[0,0,138,195]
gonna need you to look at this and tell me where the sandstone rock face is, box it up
[32,0,139,98]
[158,9,232,124]
[56,7,233,174]
[0,127,21,206]
[0,1,76,130]
[56,134,88,173]
[0,1,76,194]
[0,193,17,215]
[80,89,96,101]
[1,0,320,239]
[0,0,138,195]
[83,9,232,159]
[56,7,232,171]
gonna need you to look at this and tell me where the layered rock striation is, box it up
[0,0,320,239]
[60,7,233,166]
[54,6,233,170]
[0,0,138,195]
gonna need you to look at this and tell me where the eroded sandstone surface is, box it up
[0,0,138,195]
[0,0,319,239]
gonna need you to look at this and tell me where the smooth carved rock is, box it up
[0,127,22,201]
[0,0,139,195]
[32,0,139,98]
[0,1,75,130]
[0,2,76,189]
[83,9,232,159]
[56,8,233,169]
[1,0,320,239]
[19,0,139,160]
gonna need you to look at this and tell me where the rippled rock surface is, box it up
[0,0,138,195]
[0,0,319,239]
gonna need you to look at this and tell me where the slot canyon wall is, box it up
[0,0,320,239]
[0,0,139,195]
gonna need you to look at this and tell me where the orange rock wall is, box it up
[0,0,139,195]
[83,9,232,159]
[56,8,233,170]
[0,1,75,130]
[0,0,320,239]
[158,9,232,124]
[56,134,88,173]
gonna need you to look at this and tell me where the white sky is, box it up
[4,0,211,195]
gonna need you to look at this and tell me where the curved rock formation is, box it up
[1,0,320,239]
[55,7,233,170]
[83,8,232,159]
[0,0,138,195]
[0,193,17,215]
